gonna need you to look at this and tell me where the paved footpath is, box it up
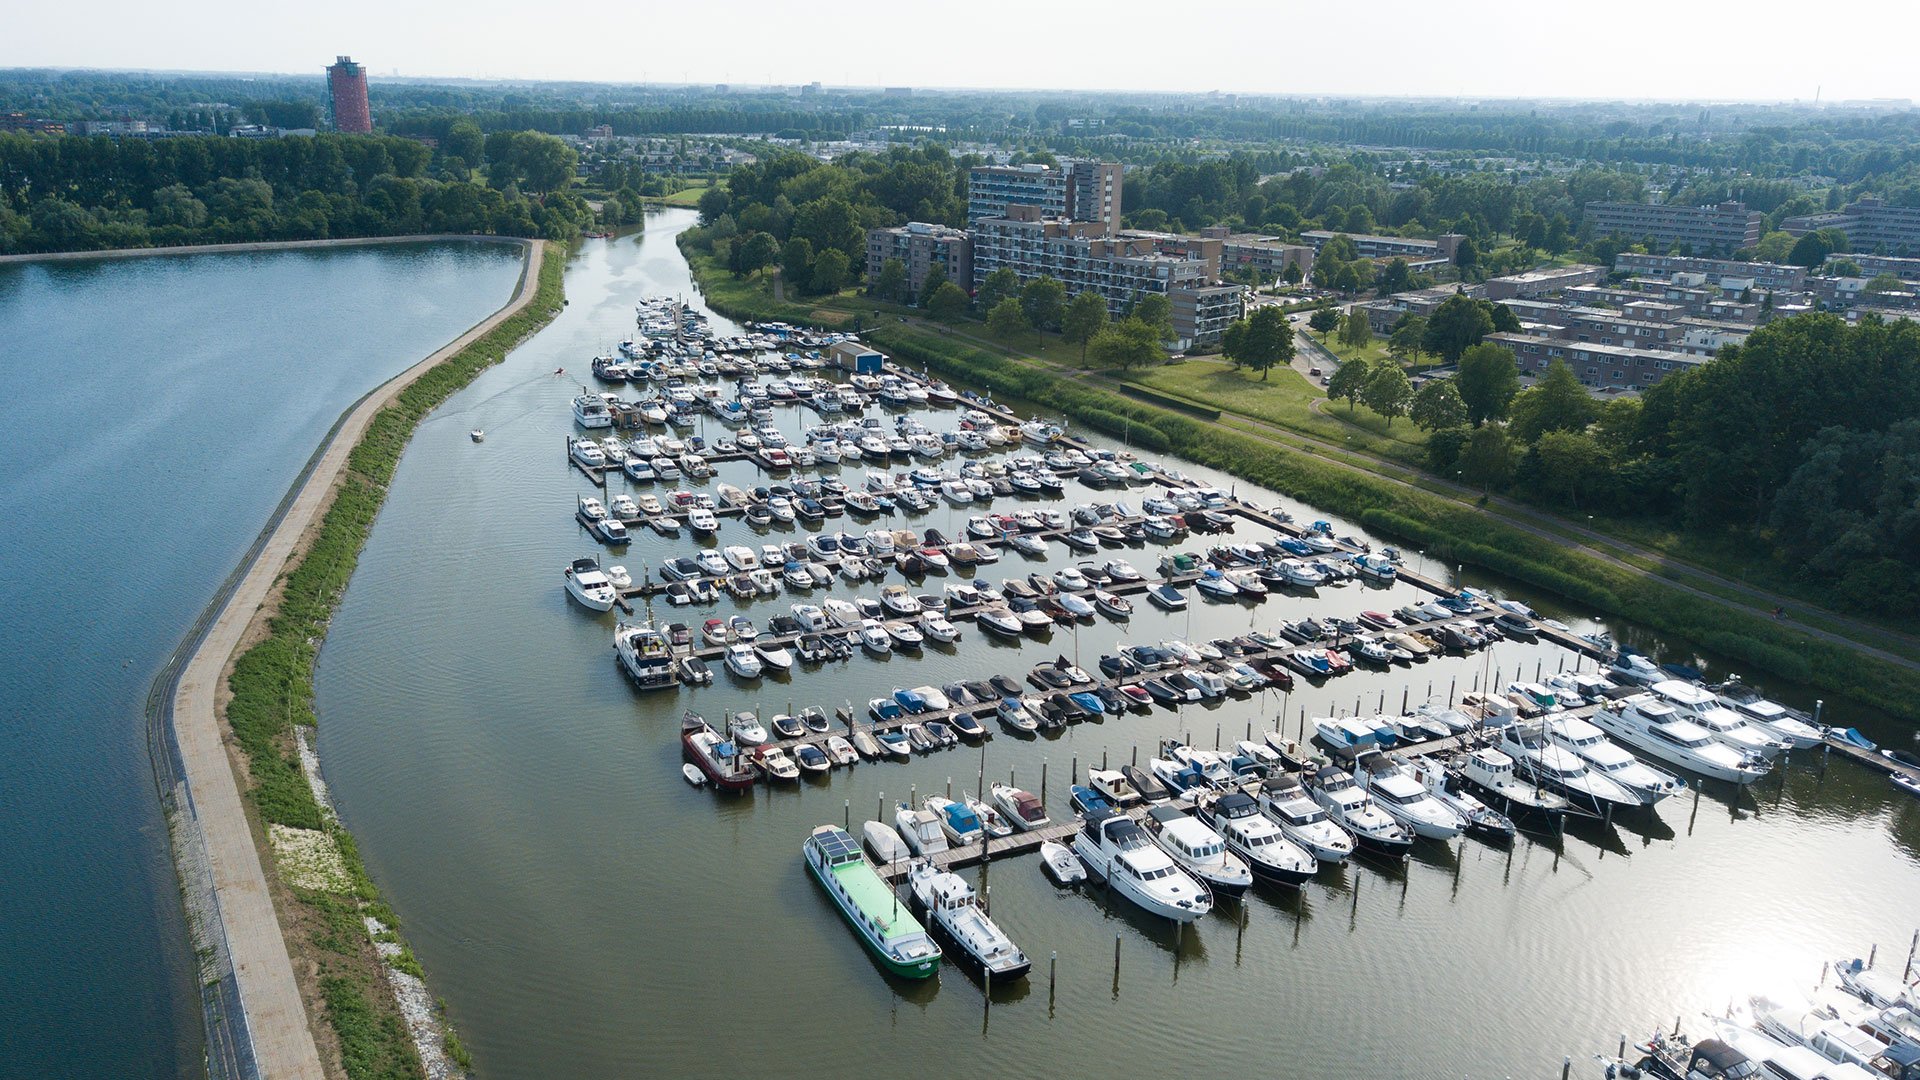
[170,239,544,1080]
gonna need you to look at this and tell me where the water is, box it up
[315,211,1920,1080]
[0,241,525,1080]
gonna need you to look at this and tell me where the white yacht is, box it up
[1496,725,1644,813]
[1071,811,1212,923]
[572,393,613,428]
[562,557,617,612]
[906,862,1031,981]
[723,545,760,571]
[990,784,1049,832]
[723,643,763,680]
[1591,695,1771,785]
[1351,752,1464,839]
[1541,714,1686,802]
[1196,791,1318,884]
[1714,679,1826,748]
[893,805,949,857]
[1306,766,1413,857]
[1649,680,1792,759]
[1253,774,1354,863]
[1143,806,1252,897]
[1450,746,1573,818]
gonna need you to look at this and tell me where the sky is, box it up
[5,0,1919,103]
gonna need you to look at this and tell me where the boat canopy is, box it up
[941,803,982,833]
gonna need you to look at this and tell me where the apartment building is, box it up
[865,222,973,299]
[1828,253,1920,282]
[1782,198,1920,256]
[1353,284,1486,334]
[1300,230,1465,263]
[1500,301,1685,348]
[1482,264,1606,300]
[1201,228,1316,283]
[1612,252,1806,292]
[1585,201,1763,256]
[1485,332,1701,391]
[969,206,1244,346]
[967,161,1122,235]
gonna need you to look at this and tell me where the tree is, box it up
[1388,316,1428,364]
[1410,379,1468,431]
[1422,293,1495,363]
[1427,426,1471,472]
[780,236,814,285]
[1337,310,1373,350]
[1131,293,1174,342]
[1508,360,1596,443]
[1308,307,1341,334]
[1089,318,1163,370]
[1362,363,1414,426]
[1486,301,1521,333]
[1374,258,1414,295]
[916,264,947,308]
[1751,230,1795,263]
[149,184,207,229]
[1828,257,1863,277]
[1788,227,1848,268]
[1061,291,1109,365]
[1281,262,1304,286]
[986,297,1030,342]
[1864,273,1905,295]
[1326,357,1373,413]
[1453,236,1480,274]
[1020,276,1066,331]
[1529,430,1611,507]
[696,186,731,227]
[442,120,485,172]
[870,257,908,303]
[809,248,850,295]
[925,281,969,322]
[1222,306,1296,380]
[731,230,778,277]
[977,268,1020,313]
[1459,425,1514,492]
[1455,342,1521,425]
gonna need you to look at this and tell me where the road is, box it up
[169,240,545,1080]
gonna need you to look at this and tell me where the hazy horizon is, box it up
[5,0,1918,105]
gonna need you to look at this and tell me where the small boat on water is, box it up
[803,825,942,980]
[1073,810,1212,922]
[907,861,1031,981]
[1143,805,1253,897]
[991,783,1049,832]
[681,763,705,787]
[563,557,618,612]
[682,713,755,791]
[1039,840,1086,885]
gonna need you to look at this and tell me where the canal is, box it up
[314,210,1920,1080]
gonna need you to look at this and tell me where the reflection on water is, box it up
[314,213,1920,1080]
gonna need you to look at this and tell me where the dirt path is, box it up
[169,239,544,1080]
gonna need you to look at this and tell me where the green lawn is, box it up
[645,181,710,207]
[1130,359,1433,465]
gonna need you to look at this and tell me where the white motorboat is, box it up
[1591,695,1770,785]
[1714,678,1826,748]
[990,784,1049,832]
[727,710,769,746]
[1649,680,1792,759]
[863,821,911,865]
[1253,774,1354,863]
[613,622,677,691]
[1450,746,1573,818]
[1071,811,1212,922]
[755,641,795,671]
[922,796,984,848]
[1143,805,1253,897]
[858,619,893,654]
[922,615,960,643]
[563,557,618,612]
[893,805,949,857]
[823,598,861,627]
[724,644,763,679]
[1542,712,1689,799]
[1196,791,1317,885]
[1351,752,1464,839]
[906,862,1031,981]
[723,545,760,571]
[1039,840,1085,885]
[1306,766,1413,857]
[880,585,921,616]
[1496,725,1643,813]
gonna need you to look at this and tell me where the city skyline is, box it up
[5,0,1920,103]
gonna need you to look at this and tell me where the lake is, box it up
[314,211,1920,1080]
[0,240,525,1080]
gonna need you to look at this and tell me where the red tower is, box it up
[326,56,372,134]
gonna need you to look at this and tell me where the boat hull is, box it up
[803,845,940,980]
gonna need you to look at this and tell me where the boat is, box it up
[755,745,800,782]
[1647,680,1793,760]
[990,784,1049,832]
[724,644,763,679]
[727,711,769,747]
[851,730,883,760]
[1196,791,1318,884]
[1071,810,1212,922]
[1091,590,1133,619]
[1147,584,1188,611]
[875,728,913,762]
[1305,766,1413,857]
[1496,725,1644,814]
[1350,752,1464,840]
[1039,841,1086,886]
[1588,696,1770,785]
[563,557,618,612]
[682,713,755,791]
[1449,747,1574,820]
[893,805,949,856]
[802,826,941,979]
[613,623,677,691]
[681,763,705,786]
[906,862,1031,981]
[1143,805,1253,897]
[923,796,984,848]
[1404,759,1515,843]
[1253,775,1354,863]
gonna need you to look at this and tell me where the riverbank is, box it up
[0,233,529,266]
[677,239,1920,724]
[163,237,560,1080]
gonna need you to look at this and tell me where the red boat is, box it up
[682,712,756,791]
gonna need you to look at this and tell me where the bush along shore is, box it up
[223,241,564,1079]
[678,241,1920,724]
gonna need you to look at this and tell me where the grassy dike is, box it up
[223,242,565,1078]
[679,240,1920,723]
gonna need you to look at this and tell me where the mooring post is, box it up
[1562,1056,1572,1080]
[1619,1034,1628,1058]
[1041,761,1048,806]
[946,776,952,799]
[1449,676,1456,705]
[844,800,850,831]
[1904,929,1918,981]
[1049,951,1057,1009]
[878,791,884,822]
[1402,688,1409,712]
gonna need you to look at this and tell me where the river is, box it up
[314,210,1920,1080]
[0,240,525,1080]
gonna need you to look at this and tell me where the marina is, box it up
[311,212,1920,1080]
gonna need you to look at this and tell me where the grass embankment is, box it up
[224,241,566,1078]
[645,180,711,207]
[682,246,1920,721]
